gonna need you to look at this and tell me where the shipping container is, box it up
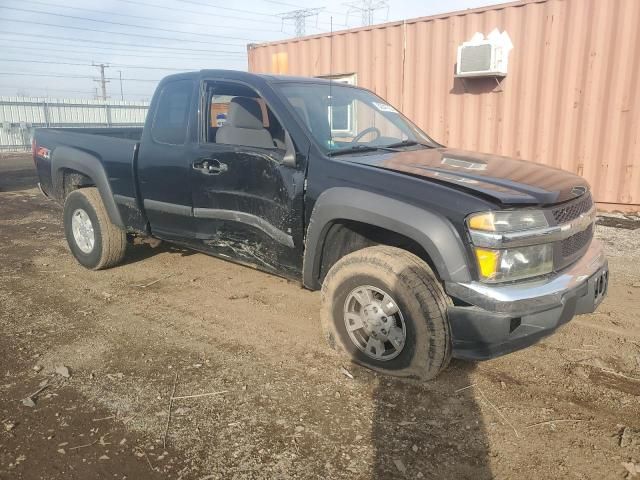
[248,0,640,211]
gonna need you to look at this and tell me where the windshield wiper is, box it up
[382,139,434,149]
[327,144,400,157]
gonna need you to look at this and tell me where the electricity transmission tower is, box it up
[279,8,323,37]
[92,63,110,100]
[345,0,388,26]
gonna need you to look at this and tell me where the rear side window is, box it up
[151,80,193,145]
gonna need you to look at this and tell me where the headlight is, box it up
[468,209,553,283]
[474,244,553,283]
[468,210,548,232]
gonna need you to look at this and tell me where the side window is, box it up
[205,82,285,150]
[151,80,193,145]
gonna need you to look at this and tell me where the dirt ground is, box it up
[1,152,639,480]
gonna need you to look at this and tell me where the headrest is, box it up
[227,97,264,130]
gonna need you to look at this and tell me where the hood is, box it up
[347,147,589,206]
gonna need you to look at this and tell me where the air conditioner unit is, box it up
[456,33,511,78]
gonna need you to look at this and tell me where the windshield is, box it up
[276,82,436,154]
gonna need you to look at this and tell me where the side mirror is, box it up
[282,131,297,168]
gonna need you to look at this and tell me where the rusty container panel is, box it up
[248,0,640,210]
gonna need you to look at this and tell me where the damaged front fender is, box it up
[302,187,472,290]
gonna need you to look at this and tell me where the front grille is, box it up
[552,193,593,224]
[561,223,593,258]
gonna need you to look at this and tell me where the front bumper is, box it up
[445,240,608,360]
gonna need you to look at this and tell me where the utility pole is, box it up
[279,8,323,37]
[345,0,388,26]
[92,62,110,100]
[118,70,124,101]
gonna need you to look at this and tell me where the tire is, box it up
[63,187,127,270]
[320,246,452,381]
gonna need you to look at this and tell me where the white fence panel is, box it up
[110,103,148,125]
[0,96,149,150]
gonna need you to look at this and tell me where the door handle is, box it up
[193,158,228,175]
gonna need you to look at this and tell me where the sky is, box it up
[0,0,511,101]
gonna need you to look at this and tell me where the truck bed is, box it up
[34,127,142,211]
[42,127,143,141]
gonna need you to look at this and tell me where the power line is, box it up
[108,0,350,34]
[0,84,151,98]
[1,43,246,61]
[0,72,104,80]
[345,0,389,26]
[111,0,283,26]
[0,18,249,48]
[0,83,151,96]
[0,85,93,95]
[0,58,215,72]
[0,30,246,54]
[264,0,343,16]
[0,5,264,43]
[0,58,101,68]
[19,0,283,34]
[176,0,276,18]
[0,35,245,58]
[279,8,323,37]
[260,0,351,26]
[0,72,161,83]
[0,55,100,67]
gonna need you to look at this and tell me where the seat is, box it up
[216,97,275,149]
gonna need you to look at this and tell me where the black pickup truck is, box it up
[33,70,608,380]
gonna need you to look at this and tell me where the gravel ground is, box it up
[1,153,639,480]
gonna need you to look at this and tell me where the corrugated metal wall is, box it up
[0,97,148,151]
[248,0,640,210]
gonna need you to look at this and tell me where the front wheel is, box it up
[320,246,452,381]
[63,187,127,270]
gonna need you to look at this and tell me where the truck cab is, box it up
[134,73,308,278]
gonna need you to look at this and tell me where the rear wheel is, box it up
[63,187,127,270]
[320,246,452,381]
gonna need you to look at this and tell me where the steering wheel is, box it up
[351,127,381,144]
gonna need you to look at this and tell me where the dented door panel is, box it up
[190,143,305,278]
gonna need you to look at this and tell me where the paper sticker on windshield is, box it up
[372,102,397,113]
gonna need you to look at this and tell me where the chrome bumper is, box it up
[445,239,607,317]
